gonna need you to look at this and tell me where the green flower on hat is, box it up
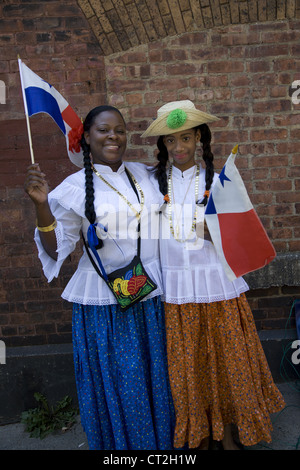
[166,109,187,129]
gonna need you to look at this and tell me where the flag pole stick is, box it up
[24,112,35,164]
[18,56,35,164]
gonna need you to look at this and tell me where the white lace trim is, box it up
[62,287,163,306]
[162,286,249,305]
[34,219,77,283]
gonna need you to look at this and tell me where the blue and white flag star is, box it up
[205,146,276,281]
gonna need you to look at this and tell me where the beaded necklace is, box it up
[167,164,200,243]
[91,164,144,220]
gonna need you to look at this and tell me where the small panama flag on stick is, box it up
[205,145,276,281]
[18,57,84,167]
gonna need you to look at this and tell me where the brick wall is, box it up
[0,2,299,347]
[105,19,300,256]
[0,1,105,346]
[247,286,298,330]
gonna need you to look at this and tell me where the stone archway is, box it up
[77,0,300,55]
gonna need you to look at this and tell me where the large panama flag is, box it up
[205,145,276,281]
[18,58,83,167]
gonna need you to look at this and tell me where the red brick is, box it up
[211,102,249,114]
[275,114,300,127]
[276,192,300,203]
[149,77,189,90]
[3,4,45,18]
[278,72,293,84]
[250,129,288,141]
[166,63,199,75]
[213,130,248,143]
[247,61,271,73]
[291,128,300,139]
[207,60,244,73]
[270,85,289,98]
[249,44,289,58]
[108,79,146,92]
[255,180,292,191]
[0,19,22,33]
[144,91,161,104]
[220,32,260,46]
[126,93,143,105]
[130,105,158,119]
[261,30,300,43]
[288,166,300,178]
[260,204,293,216]
[161,90,179,102]
[189,76,206,89]
[115,51,148,64]
[162,49,188,61]
[190,46,226,60]
[289,240,300,250]
[230,75,251,87]
[274,58,300,71]
[148,48,163,62]
[251,193,273,205]
[253,100,291,113]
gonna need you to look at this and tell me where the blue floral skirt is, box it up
[72,296,175,450]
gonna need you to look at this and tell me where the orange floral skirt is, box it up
[164,294,285,448]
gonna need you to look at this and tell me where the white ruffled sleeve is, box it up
[34,182,84,283]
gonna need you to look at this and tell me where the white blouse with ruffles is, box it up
[34,162,163,306]
[149,164,249,304]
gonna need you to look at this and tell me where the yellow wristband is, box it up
[36,218,57,232]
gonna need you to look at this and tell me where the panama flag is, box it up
[205,146,276,281]
[18,58,83,167]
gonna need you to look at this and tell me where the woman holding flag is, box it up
[24,105,175,450]
[142,100,285,450]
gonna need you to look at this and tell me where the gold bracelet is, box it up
[36,218,57,232]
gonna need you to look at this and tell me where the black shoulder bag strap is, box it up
[82,167,141,276]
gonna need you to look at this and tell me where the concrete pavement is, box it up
[0,381,299,451]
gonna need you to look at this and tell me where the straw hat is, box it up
[141,100,220,138]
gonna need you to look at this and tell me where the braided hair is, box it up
[80,105,125,248]
[198,123,214,205]
[154,123,214,206]
[155,135,169,196]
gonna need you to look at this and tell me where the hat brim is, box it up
[141,109,220,137]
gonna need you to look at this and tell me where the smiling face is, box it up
[84,110,127,170]
[163,128,201,171]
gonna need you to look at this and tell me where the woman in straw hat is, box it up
[142,100,285,450]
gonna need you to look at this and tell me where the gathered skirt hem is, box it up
[72,297,175,450]
[164,294,285,449]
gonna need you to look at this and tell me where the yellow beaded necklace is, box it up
[167,164,200,243]
[91,164,144,220]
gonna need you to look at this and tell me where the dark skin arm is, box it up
[24,163,58,260]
